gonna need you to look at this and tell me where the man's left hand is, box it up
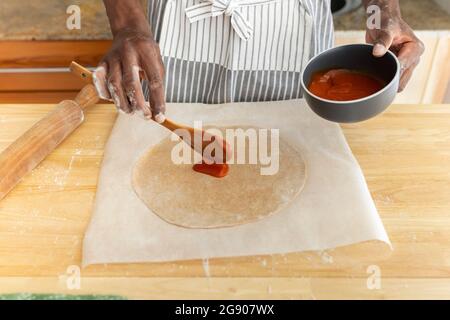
[365,0,424,92]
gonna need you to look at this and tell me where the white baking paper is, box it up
[83,99,390,265]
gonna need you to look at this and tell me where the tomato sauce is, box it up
[308,69,384,101]
[193,162,229,178]
[192,133,231,178]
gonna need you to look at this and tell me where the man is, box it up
[94,0,424,123]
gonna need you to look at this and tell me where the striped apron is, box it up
[144,0,334,104]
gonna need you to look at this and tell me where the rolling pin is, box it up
[0,84,99,201]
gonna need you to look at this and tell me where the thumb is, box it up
[372,30,394,57]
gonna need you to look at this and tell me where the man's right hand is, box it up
[95,0,166,123]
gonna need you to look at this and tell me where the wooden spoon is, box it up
[70,62,231,163]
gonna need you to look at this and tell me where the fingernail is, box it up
[155,113,166,123]
[373,43,386,56]
[142,102,153,120]
[135,106,152,120]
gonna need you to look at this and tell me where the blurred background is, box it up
[0,0,449,103]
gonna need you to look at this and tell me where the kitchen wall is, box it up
[435,0,450,14]
[2,0,450,40]
[333,0,450,30]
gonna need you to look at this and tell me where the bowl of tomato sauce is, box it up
[301,44,400,123]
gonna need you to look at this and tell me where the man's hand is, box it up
[94,0,166,122]
[364,0,424,92]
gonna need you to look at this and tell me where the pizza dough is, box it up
[132,126,306,229]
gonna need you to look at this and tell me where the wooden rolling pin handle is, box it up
[0,80,99,201]
[0,101,85,201]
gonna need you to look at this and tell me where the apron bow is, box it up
[185,0,279,41]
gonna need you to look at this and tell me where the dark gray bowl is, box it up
[301,44,400,123]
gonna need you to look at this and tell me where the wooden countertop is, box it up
[0,103,449,299]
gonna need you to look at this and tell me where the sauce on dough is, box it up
[193,162,229,178]
[193,133,232,178]
[132,126,307,229]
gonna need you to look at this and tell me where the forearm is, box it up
[103,0,150,35]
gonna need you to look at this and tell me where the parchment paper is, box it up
[83,99,390,265]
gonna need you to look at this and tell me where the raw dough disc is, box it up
[132,126,306,229]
